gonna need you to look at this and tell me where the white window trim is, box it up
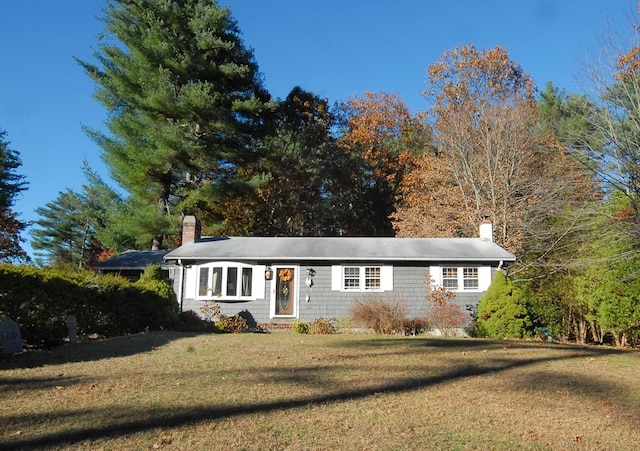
[195,262,265,301]
[331,265,393,292]
[429,265,489,292]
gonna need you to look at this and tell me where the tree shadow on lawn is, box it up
[0,330,198,370]
[2,339,636,450]
[337,335,636,356]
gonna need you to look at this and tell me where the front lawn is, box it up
[1,331,638,450]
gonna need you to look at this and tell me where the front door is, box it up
[272,266,297,317]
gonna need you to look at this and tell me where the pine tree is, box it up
[0,130,29,263]
[78,0,273,248]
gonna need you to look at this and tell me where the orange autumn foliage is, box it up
[339,91,430,189]
[394,44,598,256]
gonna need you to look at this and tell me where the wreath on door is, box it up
[278,268,293,302]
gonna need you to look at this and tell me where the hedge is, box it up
[0,264,179,349]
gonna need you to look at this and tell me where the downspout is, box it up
[177,259,185,313]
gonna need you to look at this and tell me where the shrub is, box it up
[216,314,249,333]
[402,317,428,336]
[200,300,221,323]
[309,317,336,334]
[292,319,310,334]
[464,304,479,337]
[350,296,406,334]
[0,264,180,348]
[427,302,471,336]
[477,271,532,338]
[237,310,258,330]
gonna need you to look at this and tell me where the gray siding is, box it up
[176,263,490,325]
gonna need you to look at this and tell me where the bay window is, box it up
[196,263,255,300]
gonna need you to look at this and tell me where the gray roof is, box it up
[94,250,173,271]
[164,237,516,263]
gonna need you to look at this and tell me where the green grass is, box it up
[1,331,639,450]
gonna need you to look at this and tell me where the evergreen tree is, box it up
[477,271,532,339]
[0,130,29,263]
[78,0,273,248]
[31,162,126,268]
[223,87,340,236]
[31,189,99,268]
[572,192,640,347]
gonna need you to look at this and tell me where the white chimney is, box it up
[479,219,493,242]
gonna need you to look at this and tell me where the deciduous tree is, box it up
[572,193,640,346]
[399,45,598,258]
[338,92,430,236]
[424,44,538,252]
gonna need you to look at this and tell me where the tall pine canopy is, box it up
[78,0,273,249]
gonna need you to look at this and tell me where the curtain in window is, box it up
[198,267,209,296]
[241,268,252,296]
[211,267,222,295]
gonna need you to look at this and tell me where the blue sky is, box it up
[0,0,635,257]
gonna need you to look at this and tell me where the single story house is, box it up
[163,216,516,327]
[94,249,174,281]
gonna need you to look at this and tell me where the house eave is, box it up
[163,236,516,264]
[164,256,514,263]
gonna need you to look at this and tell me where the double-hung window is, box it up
[335,265,391,292]
[442,267,459,289]
[463,268,479,290]
[197,263,254,300]
[365,267,381,290]
[439,266,480,291]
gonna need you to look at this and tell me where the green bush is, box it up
[0,264,179,348]
[292,319,310,334]
[477,271,532,339]
[309,317,336,334]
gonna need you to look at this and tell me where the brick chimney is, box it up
[181,215,201,244]
[479,218,493,242]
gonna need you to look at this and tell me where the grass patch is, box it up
[1,331,639,450]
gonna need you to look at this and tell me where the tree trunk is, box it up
[590,320,603,344]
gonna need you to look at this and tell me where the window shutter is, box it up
[331,265,342,290]
[428,266,441,286]
[184,266,196,298]
[252,265,266,299]
[478,266,492,291]
[380,265,393,291]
